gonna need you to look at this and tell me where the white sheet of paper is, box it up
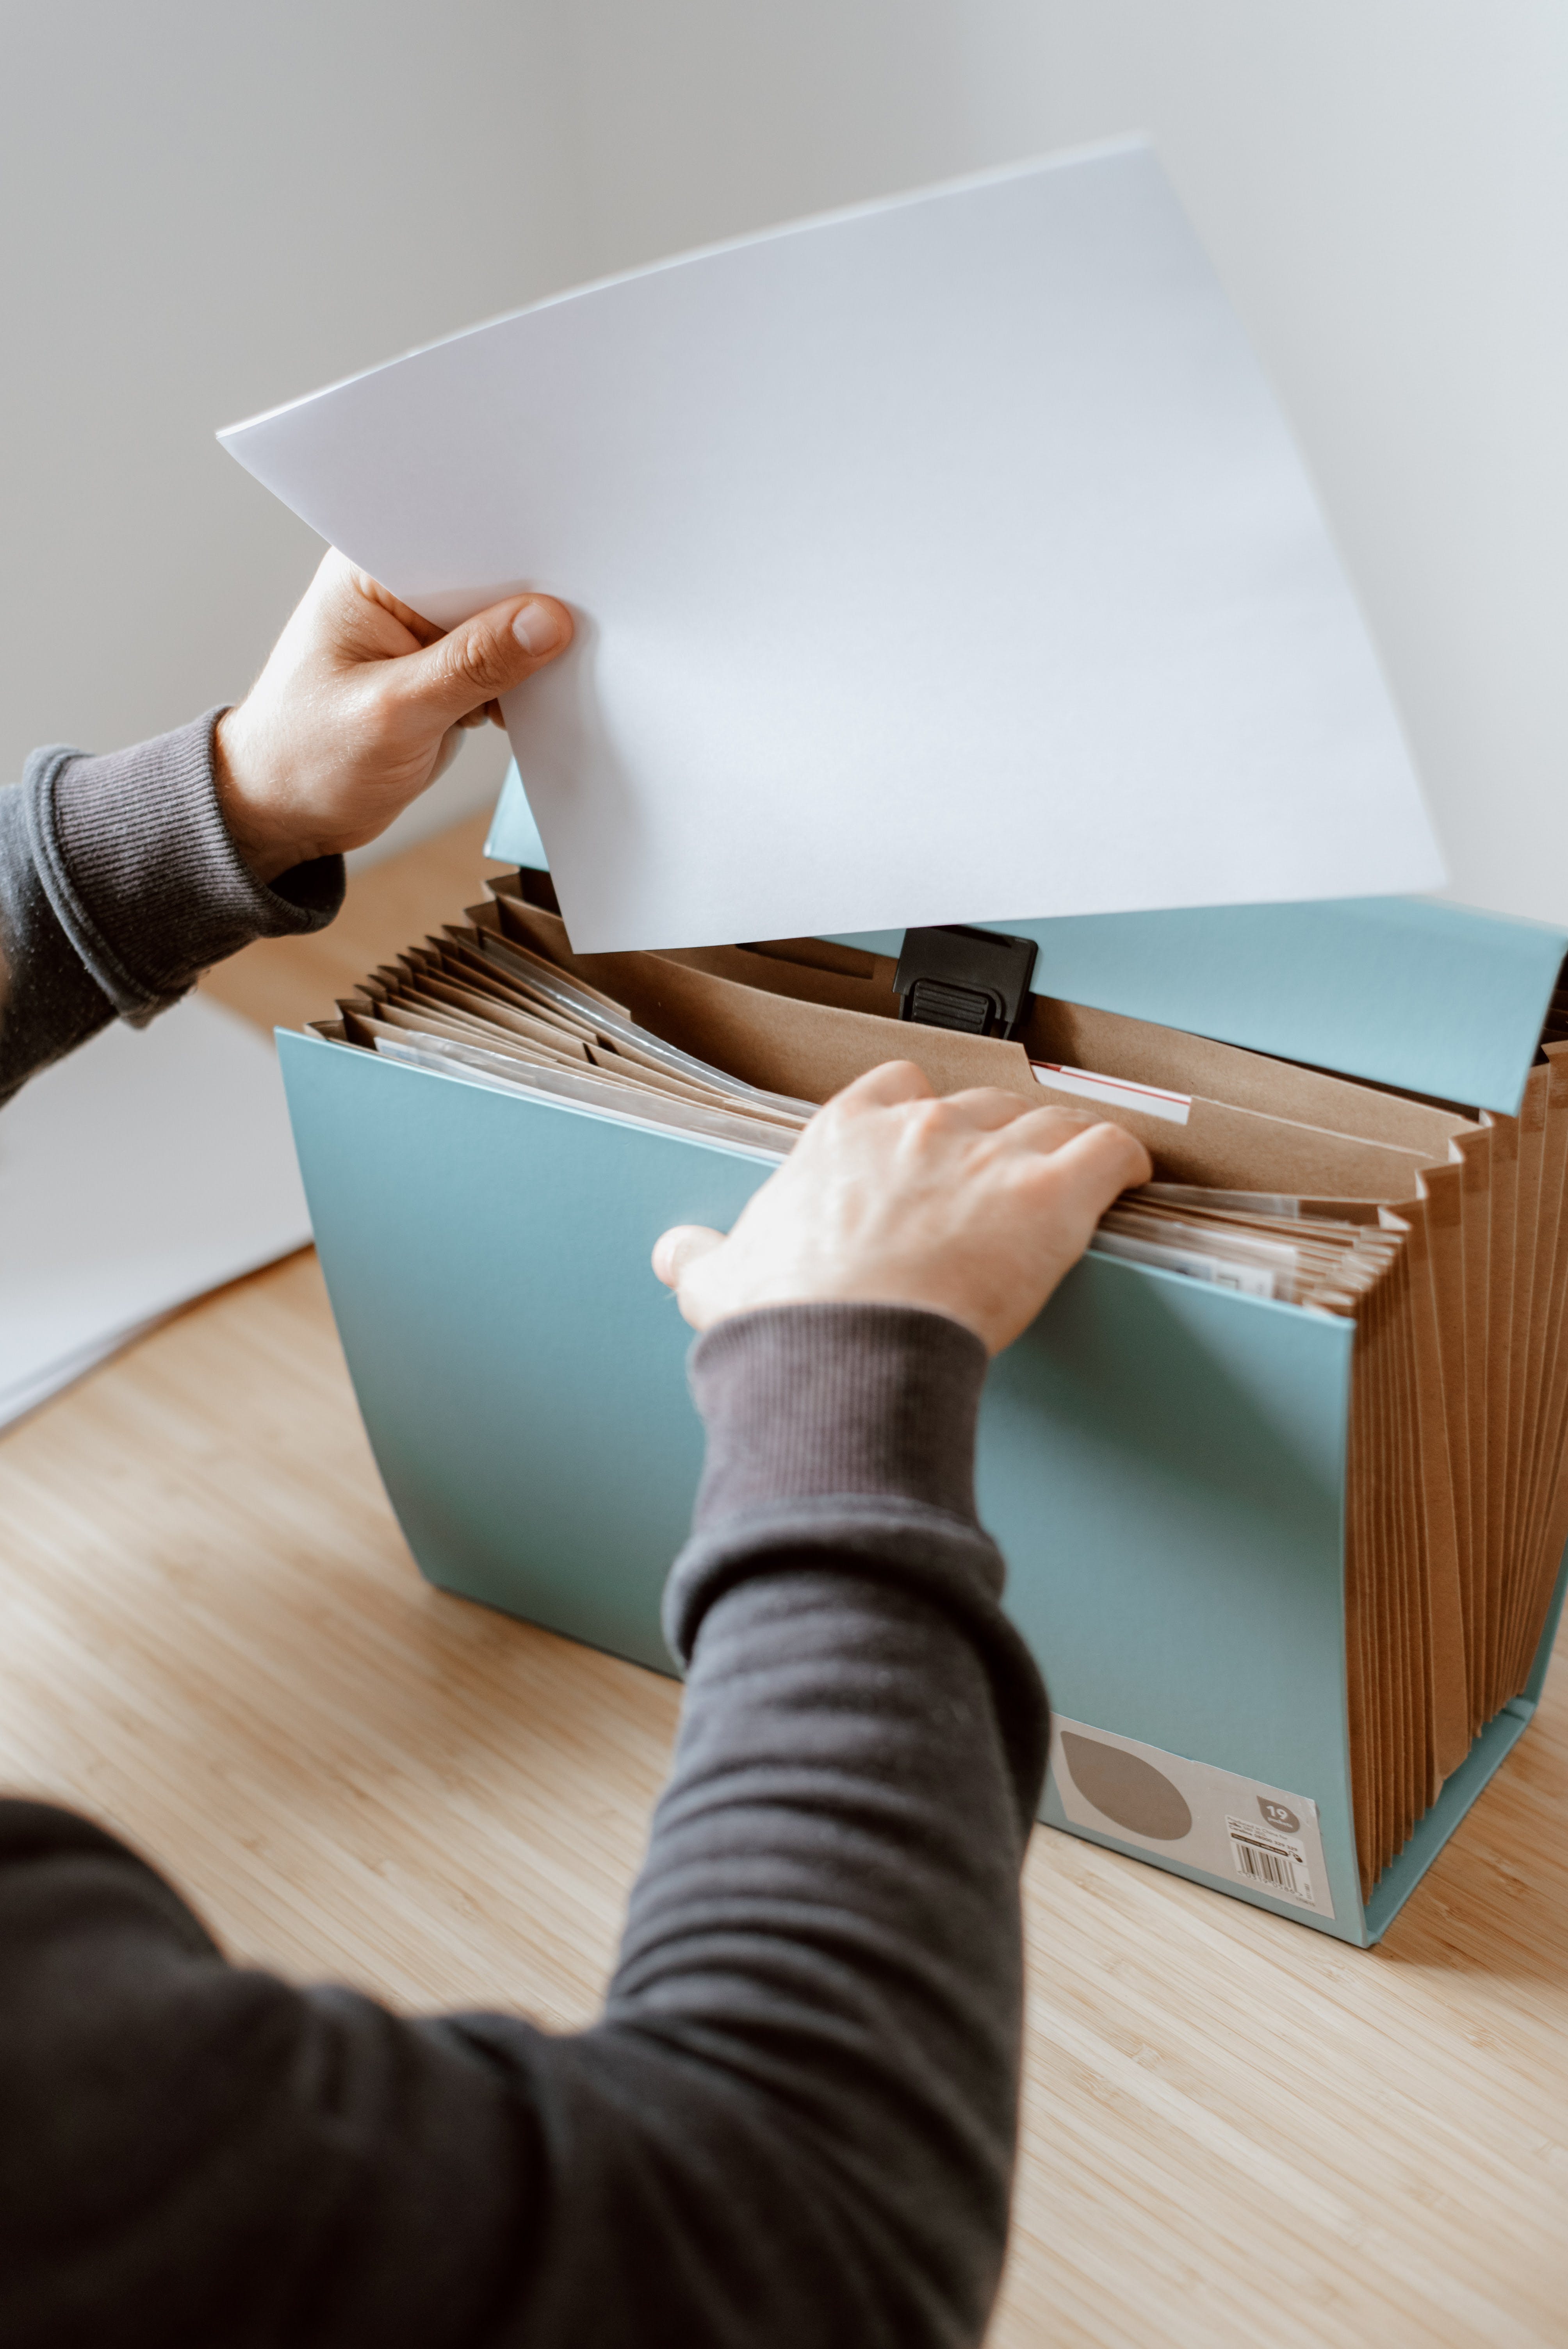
[0,996,312,1428]
[220,141,1445,954]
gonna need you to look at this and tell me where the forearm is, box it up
[0,1308,1046,2349]
[0,714,343,1102]
[574,1305,1048,2346]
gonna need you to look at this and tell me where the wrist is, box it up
[688,1300,989,1534]
[212,708,316,885]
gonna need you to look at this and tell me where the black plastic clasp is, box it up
[893,925,1038,1040]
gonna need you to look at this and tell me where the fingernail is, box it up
[513,599,563,656]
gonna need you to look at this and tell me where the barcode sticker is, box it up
[1227,1817,1316,1908]
[1031,1063,1192,1126]
[1049,1721,1335,1922]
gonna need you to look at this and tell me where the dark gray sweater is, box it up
[0,718,1049,2348]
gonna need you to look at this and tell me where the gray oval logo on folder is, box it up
[1060,1732,1194,1842]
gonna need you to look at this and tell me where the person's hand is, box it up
[213,550,573,883]
[653,1061,1152,1356]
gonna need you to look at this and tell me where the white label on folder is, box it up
[1048,1717,1335,1919]
[1031,1063,1192,1125]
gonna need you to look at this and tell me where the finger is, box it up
[1035,1120,1154,1215]
[925,1084,1041,1133]
[652,1224,724,1290]
[298,551,433,664]
[995,1099,1111,1158]
[342,558,446,647]
[385,593,575,731]
[827,1060,935,1114]
[429,725,465,784]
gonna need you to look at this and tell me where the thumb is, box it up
[652,1224,725,1294]
[388,593,574,729]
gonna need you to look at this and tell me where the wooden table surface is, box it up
[3,814,1567,2347]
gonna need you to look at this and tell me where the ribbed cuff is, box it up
[664,1304,1047,1827]
[688,1301,989,1532]
[25,711,344,1018]
[666,1301,1002,1670]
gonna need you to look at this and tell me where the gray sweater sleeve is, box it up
[0,1305,1047,2349]
[0,711,343,1101]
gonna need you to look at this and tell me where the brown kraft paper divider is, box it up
[1510,1066,1566,1615]
[1451,1132,1495,1716]
[1481,1111,1520,1723]
[438,930,610,1033]
[488,895,1451,1200]
[599,893,1479,1148]
[1499,1073,1547,1689]
[1367,1273,1398,1866]
[1392,1263,1423,1846]
[1345,1309,1377,1899]
[365,997,584,1068]
[1395,1199,1471,1776]
[1525,1436,1568,1700]
[488,896,1042,1103]
[1363,1275,1394,1880]
[343,1007,793,1146]
[733,934,897,984]
[441,939,723,1104]
[1410,1276,1445,1806]
[1507,1044,1568,1692]
[396,989,587,1063]
[1509,1046,1568,1688]
[1388,1258,1416,1837]
[1383,1270,1417,1857]
[1379,1273,1407,1869]
[1499,1068,1548,1669]
[1521,1061,1568,1620]
[579,1046,803,1126]
[342,1004,566,1068]
[661,938,904,1019]
[1414,1164,1478,1732]
[492,876,1474,1160]
[1390,1246,1434,1814]
[1524,1344,1568,1678]
[1022,996,1471,1159]
[411,973,597,1059]
[1371,1271,1403,1857]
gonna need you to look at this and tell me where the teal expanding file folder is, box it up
[278,794,1568,1949]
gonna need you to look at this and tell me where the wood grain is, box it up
[0,817,1564,2344]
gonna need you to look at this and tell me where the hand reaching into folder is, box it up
[214,552,574,884]
[653,1059,1152,1354]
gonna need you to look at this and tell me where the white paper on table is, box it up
[0,995,312,1429]
[219,140,1445,955]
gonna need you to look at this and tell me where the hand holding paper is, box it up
[653,1062,1152,1353]
[214,552,572,882]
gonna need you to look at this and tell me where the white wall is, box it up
[6,4,1563,915]
[0,0,590,858]
[552,0,1568,925]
